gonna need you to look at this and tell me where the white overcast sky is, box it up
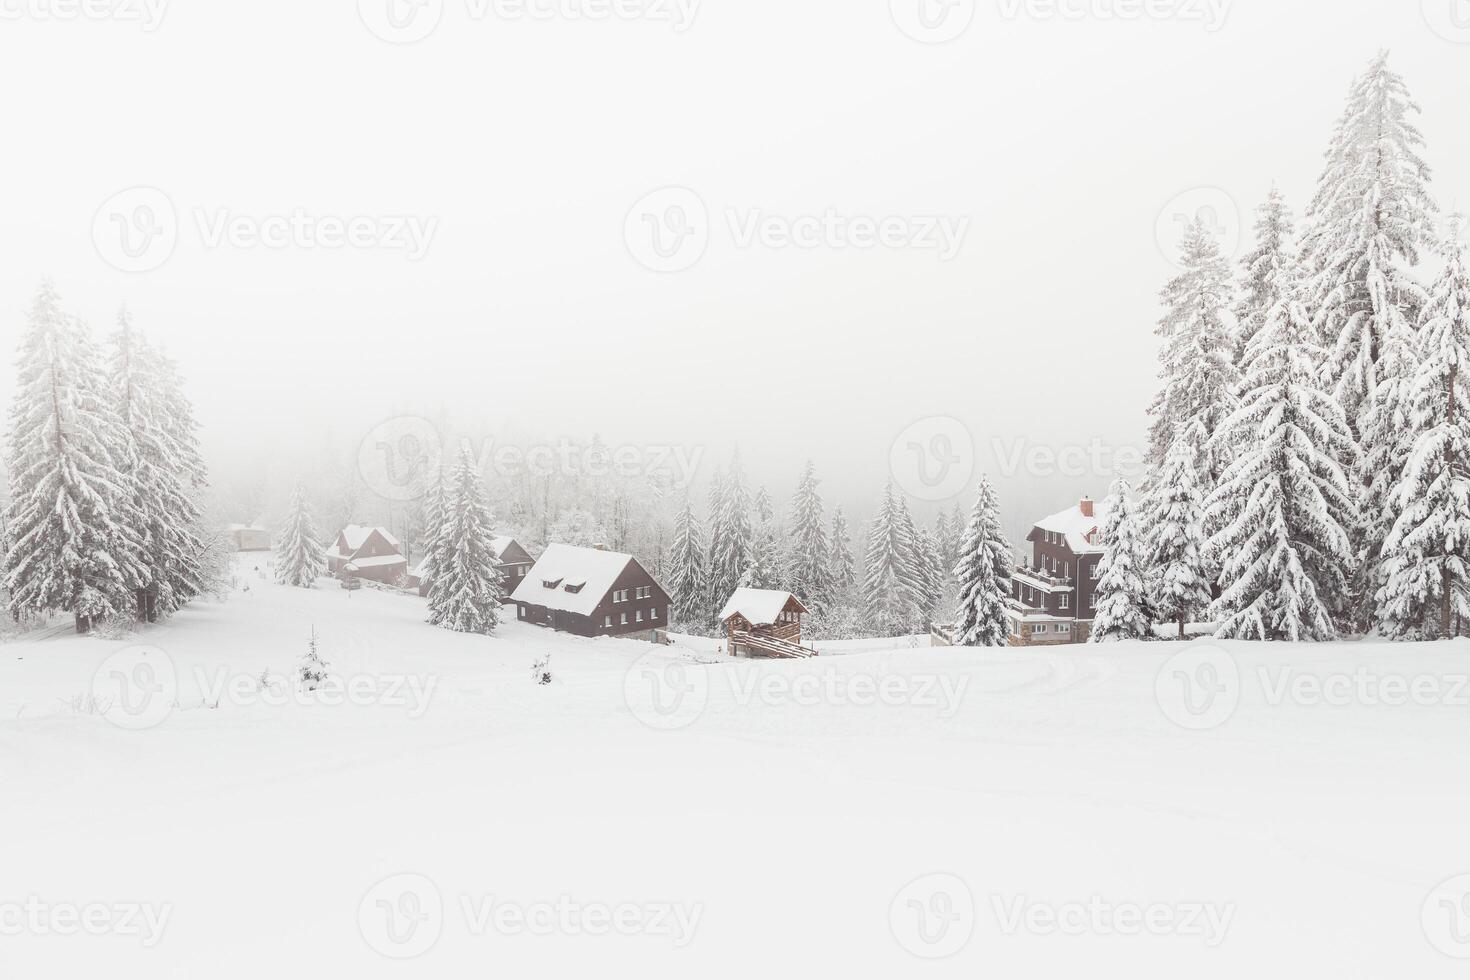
[2,0,1467,532]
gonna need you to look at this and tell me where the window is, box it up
[1060,594,1069,610]
[1057,624,1072,635]
[1034,624,1049,634]
[542,578,562,590]
[1090,562,1101,580]
[518,606,526,620]
[517,567,527,577]
[604,615,612,628]
[636,610,644,623]
[620,613,628,625]
[651,608,658,620]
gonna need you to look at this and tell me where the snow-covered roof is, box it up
[348,554,408,569]
[1034,499,1111,554]
[490,536,519,560]
[341,525,400,552]
[718,588,808,627]
[509,544,639,617]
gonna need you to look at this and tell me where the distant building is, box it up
[718,588,814,658]
[406,536,536,597]
[509,544,670,641]
[1008,496,1108,645]
[327,525,409,586]
[229,524,272,552]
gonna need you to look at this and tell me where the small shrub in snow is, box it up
[530,654,553,686]
[298,629,329,693]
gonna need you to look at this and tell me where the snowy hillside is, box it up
[2,558,1468,978]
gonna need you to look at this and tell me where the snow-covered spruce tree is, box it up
[1090,480,1154,643]
[862,484,923,635]
[1376,221,1470,638]
[703,466,726,610]
[667,495,709,627]
[108,311,205,621]
[4,283,147,632]
[913,526,947,627]
[741,515,784,590]
[952,477,1013,647]
[709,452,753,608]
[427,446,505,634]
[298,627,329,692]
[1302,51,1436,431]
[1356,303,1422,624]
[829,506,856,596]
[937,504,964,580]
[785,460,833,609]
[275,482,326,588]
[413,469,448,594]
[1234,187,1297,368]
[753,484,773,524]
[1207,269,1359,641]
[1144,440,1213,639]
[1147,217,1240,488]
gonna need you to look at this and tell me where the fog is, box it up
[3,0,1467,542]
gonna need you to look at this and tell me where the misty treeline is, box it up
[1093,51,1470,644]
[2,282,232,633]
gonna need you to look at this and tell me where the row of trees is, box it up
[1094,52,1470,643]
[3,283,219,633]
[662,451,977,639]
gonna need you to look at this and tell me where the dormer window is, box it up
[542,577,563,590]
[563,582,585,594]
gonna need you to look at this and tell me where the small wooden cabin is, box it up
[509,543,671,642]
[718,588,815,659]
[326,525,408,586]
[228,524,272,552]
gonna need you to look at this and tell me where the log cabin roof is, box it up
[719,588,809,627]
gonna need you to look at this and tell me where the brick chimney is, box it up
[1079,496,1094,518]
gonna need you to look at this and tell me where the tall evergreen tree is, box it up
[108,311,205,621]
[703,465,726,610]
[1090,480,1154,643]
[1377,220,1470,638]
[741,515,784,591]
[1144,440,1212,639]
[952,477,1013,647]
[829,506,856,595]
[427,446,505,635]
[4,283,146,631]
[936,504,964,579]
[667,495,709,626]
[1234,187,1297,367]
[275,482,326,588]
[1208,265,1359,641]
[709,452,753,608]
[785,460,833,609]
[415,468,448,594]
[863,484,922,635]
[1148,217,1241,488]
[1302,51,1437,430]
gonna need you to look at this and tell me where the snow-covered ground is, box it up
[3,558,1469,978]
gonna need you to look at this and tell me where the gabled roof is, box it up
[509,544,647,617]
[1031,500,1111,555]
[719,588,809,627]
[340,525,400,552]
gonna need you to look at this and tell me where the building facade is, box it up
[1008,496,1108,646]
[510,544,671,641]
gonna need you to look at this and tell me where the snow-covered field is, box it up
[3,558,1469,978]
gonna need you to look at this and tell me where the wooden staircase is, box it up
[730,631,818,659]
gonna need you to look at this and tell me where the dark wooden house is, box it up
[1008,496,1108,646]
[326,525,409,586]
[718,588,815,658]
[509,544,670,641]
